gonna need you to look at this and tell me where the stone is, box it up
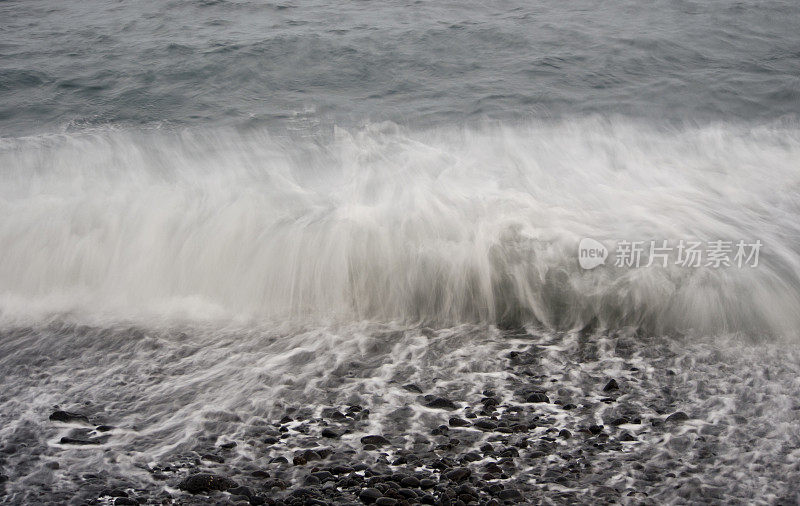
[666,411,689,423]
[178,473,238,494]
[603,379,620,392]
[361,435,390,446]
[526,392,550,403]
[425,397,458,410]
[444,467,471,482]
[403,384,423,393]
[49,411,90,424]
[359,487,383,503]
[321,428,340,438]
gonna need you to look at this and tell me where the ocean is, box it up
[1,0,800,504]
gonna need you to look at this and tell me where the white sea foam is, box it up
[0,119,799,336]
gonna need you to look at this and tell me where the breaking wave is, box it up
[1,118,799,337]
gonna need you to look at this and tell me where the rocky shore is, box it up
[17,329,768,506]
[5,326,799,505]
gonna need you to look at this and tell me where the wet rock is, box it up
[425,397,458,410]
[399,475,420,487]
[481,397,500,408]
[361,435,390,446]
[497,488,524,501]
[311,471,334,482]
[49,411,90,424]
[178,473,238,494]
[420,478,437,489]
[322,408,347,421]
[473,419,498,431]
[359,487,383,503]
[101,488,129,498]
[526,392,550,403]
[620,431,637,441]
[588,424,604,435]
[228,486,254,499]
[603,379,620,392]
[403,384,423,393]
[201,454,224,463]
[263,436,280,444]
[114,499,137,506]
[375,498,398,506]
[449,417,471,427]
[558,429,572,439]
[321,428,340,438]
[666,411,689,423]
[96,425,115,432]
[59,436,104,445]
[462,451,482,462]
[444,467,471,482]
[219,441,237,449]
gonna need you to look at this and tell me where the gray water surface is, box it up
[2,0,799,135]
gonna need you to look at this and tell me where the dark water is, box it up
[2,0,799,135]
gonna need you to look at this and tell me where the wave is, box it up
[1,119,799,337]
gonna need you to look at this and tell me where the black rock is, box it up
[375,498,398,506]
[603,379,620,392]
[444,467,471,482]
[526,392,550,403]
[228,486,254,499]
[462,451,481,462]
[59,437,103,445]
[449,417,471,427]
[361,435,390,446]
[359,487,383,503]
[322,408,347,421]
[321,428,340,438]
[403,384,423,393]
[178,473,238,494]
[473,419,498,431]
[114,499,137,506]
[95,425,114,432]
[49,411,90,424]
[620,431,637,441]
[558,429,571,439]
[311,471,334,482]
[219,441,237,449]
[263,436,280,444]
[666,411,689,423]
[400,475,420,487]
[588,424,604,435]
[101,488,128,498]
[425,397,458,410]
[481,397,500,407]
[201,454,224,463]
[420,478,437,489]
[497,488,524,501]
